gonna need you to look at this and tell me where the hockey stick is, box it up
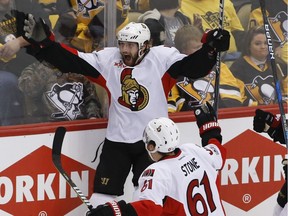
[52,127,93,210]
[213,0,225,117]
[259,0,288,146]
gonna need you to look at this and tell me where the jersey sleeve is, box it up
[167,44,217,79]
[150,46,186,75]
[132,164,172,214]
[204,139,227,170]
[78,47,119,78]
[219,63,244,105]
[34,42,102,79]
[248,7,263,28]
[167,85,185,113]
[130,200,163,216]
[226,0,244,32]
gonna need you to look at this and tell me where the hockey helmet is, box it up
[143,117,180,153]
[117,22,151,49]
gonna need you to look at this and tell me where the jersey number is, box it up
[141,179,153,192]
[186,171,216,215]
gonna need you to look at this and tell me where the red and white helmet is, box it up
[117,22,151,49]
[143,117,180,153]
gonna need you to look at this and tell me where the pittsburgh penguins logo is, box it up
[118,68,149,111]
[201,11,228,30]
[45,83,84,120]
[246,75,275,105]
[177,71,215,107]
[268,11,288,46]
[0,15,17,44]
[76,0,104,17]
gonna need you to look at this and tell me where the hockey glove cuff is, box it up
[86,200,137,216]
[199,122,222,147]
[276,180,287,208]
[201,29,230,52]
[194,102,222,146]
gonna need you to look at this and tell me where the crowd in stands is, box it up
[0,0,287,126]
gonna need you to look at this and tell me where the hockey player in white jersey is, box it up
[87,102,226,216]
[2,13,229,208]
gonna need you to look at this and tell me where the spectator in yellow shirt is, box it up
[180,0,245,55]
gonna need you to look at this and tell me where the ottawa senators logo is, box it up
[118,68,149,111]
[268,11,288,46]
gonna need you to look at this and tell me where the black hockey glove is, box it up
[194,102,222,146]
[23,13,53,48]
[253,109,285,143]
[201,29,230,52]
[276,178,287,208]
[276,159,288,208]
[86,200,137,216]
[283,159,288,180]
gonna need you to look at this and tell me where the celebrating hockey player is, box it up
[86,102,226,215]
[0,13,230,208]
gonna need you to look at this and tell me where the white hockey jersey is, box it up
[78,46,186,143]
[131,140,226,216]
[36,41,216,143]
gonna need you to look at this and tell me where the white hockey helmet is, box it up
[117,22,151,49]
[143,117,180,153]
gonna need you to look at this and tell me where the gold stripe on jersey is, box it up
[168,63,243,111]
[231,56,287,105]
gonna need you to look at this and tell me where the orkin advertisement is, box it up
[0,115,286,215]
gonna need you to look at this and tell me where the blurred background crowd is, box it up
[0,0,287,126]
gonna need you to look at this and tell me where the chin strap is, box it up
[135,46,150,65]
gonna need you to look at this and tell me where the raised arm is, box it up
[168,29,230,79]
[0,14,100,79]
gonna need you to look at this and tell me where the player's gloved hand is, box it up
[201,29,230,52]
[282,159,288,180]
[86,203,114,216]
[86,200,136,216]
[194,102,222,146]
[253,109,284,143]
[253,109,278,132]
[23,14,53,47]
[277,159,288,208]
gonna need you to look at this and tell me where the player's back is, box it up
[146,142,226,216]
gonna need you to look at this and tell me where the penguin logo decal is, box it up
[268,11,288,46]
[45,83,84,120]
[246,75,275,105]
[177,71,215,107]
[76,0,104,17]
[201,11,228,30]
